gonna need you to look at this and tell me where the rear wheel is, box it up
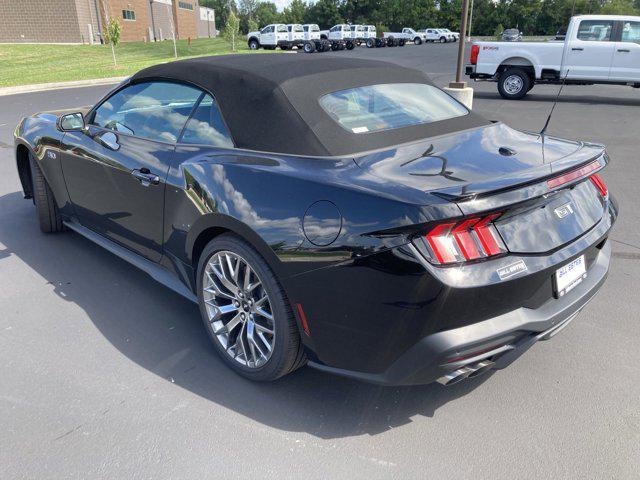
[399,39,405,47]
[303,41,315,53]
[414,37,422,45]
[386,37,395,47]
[366,38,375,48]
[29,153,64,233]
[346,40,354,50]
[498,67,531,100]
[197,234,306,382]
[331,42,339,51]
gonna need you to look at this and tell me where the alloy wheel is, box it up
[203,251,275,368]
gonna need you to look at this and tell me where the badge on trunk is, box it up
[496,260,528,280]
[554,202,574,219]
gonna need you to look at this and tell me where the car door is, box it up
[564,18,616,80]
[261,25,275,45]
[276,24,289,44]
[60,81,203,262]
[610,20,640,81]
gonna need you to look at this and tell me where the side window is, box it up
[261,26,272,34]
[330,26,337,32]
[303,25,308,32]
[576,20,613,41]
[179,94,233,147]
[92,82,201,143]
[621,21,640,43]
[277,25,287,33]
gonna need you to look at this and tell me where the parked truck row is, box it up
[247,23,458,52]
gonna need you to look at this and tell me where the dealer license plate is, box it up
[555,255,586,297]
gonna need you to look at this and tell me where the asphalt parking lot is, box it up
[1,42,639,479]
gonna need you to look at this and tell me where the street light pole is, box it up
[453,0,470,86]
[444,0,474,108]
[467,0,474,42]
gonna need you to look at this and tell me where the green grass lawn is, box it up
[0,37,259,88]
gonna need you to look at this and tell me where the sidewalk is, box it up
[0,77,127,97]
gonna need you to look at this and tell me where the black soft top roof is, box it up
[130,54,489,156]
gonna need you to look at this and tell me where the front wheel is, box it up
[414,37,422,45]
[345,40,354,50]
[197,234,306,382]
[29,154,65,233]
[497,67,531,100]
[248,39,260,50]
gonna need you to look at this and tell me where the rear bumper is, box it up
[308,239,611,385]
[466,65,494,80]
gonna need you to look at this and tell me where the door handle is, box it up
[571,47,584,51]
[131,168,160,186]
[617,48,630,52]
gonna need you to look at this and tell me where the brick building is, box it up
[0,0,214,44]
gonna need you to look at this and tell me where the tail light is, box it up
[414,213,507,265]
[470,44,479,65]
[546,160,600,190]
[590,173,607,197]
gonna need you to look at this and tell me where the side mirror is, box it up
[58,112,85,132]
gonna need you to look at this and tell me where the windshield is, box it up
[319,83,468,134]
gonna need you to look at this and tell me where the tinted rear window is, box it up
[319,83,468,134]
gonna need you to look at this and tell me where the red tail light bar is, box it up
[590,173,608,197]
[470,44,479,65]
[546,161,600,190]
[420,213,506,265]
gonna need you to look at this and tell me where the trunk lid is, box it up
[355,123,607,253]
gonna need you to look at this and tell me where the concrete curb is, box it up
[0,77,127,97]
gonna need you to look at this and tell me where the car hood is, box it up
[30,106,92,123]
[353,122,604,200]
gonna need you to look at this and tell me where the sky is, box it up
[273,0,295,11]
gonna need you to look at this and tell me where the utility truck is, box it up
[383,28,425,45]
[247,23,323,53]
[466,14,640,99]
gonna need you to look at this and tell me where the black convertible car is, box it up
[13,55,617,386]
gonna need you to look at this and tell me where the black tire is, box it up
[399,39,405,47]
[440,36,446,43]
[346,40,354,50]
[331,42,339,51]
[280,44,288,50]
[366,38,375,48]
[338,42,345,50]
[197,234,306,382]
[248,39,260,50]
[497,67,531,100]
[386,37,395,47]
[303,41,315,53]
[29,153,64,233]
[414,37,422,45]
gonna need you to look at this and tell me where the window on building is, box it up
[122,9,136,21]
[178,1,194,10]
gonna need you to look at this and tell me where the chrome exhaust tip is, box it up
[436,366,475,386]
[437,360,495,386]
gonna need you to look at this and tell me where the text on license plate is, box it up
[555,255,586,297]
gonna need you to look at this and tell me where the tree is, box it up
[248,19,259,32]
[282,0,308,24]
[308,0,342,28]
[600,0,638,14]
[200,0,237,32]
[254,1,280,26]
[225,10,241,50]
[104,17,121,67]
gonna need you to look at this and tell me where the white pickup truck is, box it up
[383,28,426,45]
[466,14,640,99]
[247,23,324,53]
